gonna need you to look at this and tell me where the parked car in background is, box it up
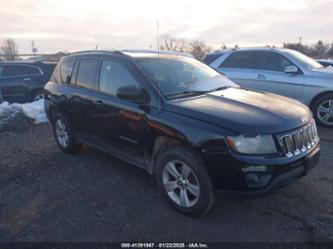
[203,48,333,127]
[0,61,56,103]
[317,59,333,68]
[44,50,320,215]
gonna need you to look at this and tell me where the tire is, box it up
[32,89,45,102]
[311,93,333,128]
[51,113,79,153]
[156,146,216,216]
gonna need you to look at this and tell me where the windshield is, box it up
[135,56,236,99]
[284,50,323,69]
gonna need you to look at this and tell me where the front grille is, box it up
[278,119,319,158]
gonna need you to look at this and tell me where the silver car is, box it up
[203,48,333,127]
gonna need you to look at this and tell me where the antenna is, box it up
[156,21,161,111]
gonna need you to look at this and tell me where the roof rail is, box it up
[121,49,193,58]
[68,50,116,55]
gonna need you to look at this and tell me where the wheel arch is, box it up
[148,136,186,174]
[309,90,333,110]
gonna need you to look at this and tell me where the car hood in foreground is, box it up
[165,88,312,135]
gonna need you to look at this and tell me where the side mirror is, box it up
[284,65,298,74]
[116,85,146,103]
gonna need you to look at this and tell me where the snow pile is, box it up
[20,100,48,124]
[0,100,48,131]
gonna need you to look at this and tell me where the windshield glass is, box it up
[284,50,323,69]
[135,56,236,99]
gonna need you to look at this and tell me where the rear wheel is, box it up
[156,146,215,216]
[312,93,333,128]
[32,89,45,102]
[52,113,79,153]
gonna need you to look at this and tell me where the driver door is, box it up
[90,59,146,161]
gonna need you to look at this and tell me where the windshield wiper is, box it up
[165,90,208,99]
[208,86,230,92]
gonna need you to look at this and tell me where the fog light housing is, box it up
[245,172,272,188]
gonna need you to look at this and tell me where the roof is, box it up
[67,49,193,58]
[207,47,289,55]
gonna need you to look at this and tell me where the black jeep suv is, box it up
[44,50,320,215]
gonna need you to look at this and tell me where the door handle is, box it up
[257,73,266,80]
[24,77,31,81]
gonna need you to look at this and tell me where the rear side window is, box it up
[99,60,139,97]
[60,60,74,84]
[256,52,293,72]
[203,53,222,64]
[76,59,98,89]
[220,51,255,69]
[2,65,40,77]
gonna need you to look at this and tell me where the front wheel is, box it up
[312,93,333,128]
[156,147,215,216]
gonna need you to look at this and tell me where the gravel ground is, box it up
[0,122,332,242]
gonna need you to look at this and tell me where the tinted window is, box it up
[220,51,255,69]
[203,53,223,64]
[99,60,139,97]
[76,59,98,89]
[2,65,40,77]
[0,65,3,77]
[256,52,293,72]
[60,60,74,84]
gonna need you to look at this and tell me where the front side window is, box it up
[220,51,255,69]
[76,59,98,89]
[99,60,139,97]
[256,52,293,72]
[60,60,74,84]
[136,56,236,99]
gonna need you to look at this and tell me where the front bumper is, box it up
[203,144,320,198]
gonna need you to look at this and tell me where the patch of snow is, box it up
[0,99,48,124]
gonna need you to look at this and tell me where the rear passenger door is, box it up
[253,51,304,99]
[0,64,42,103]
[69,58,100,136]
[217,51,255,89]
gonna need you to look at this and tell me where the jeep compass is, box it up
[44,50,320,215]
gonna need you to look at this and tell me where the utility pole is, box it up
[31,40,38,56]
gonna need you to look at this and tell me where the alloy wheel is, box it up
[34,93,45,101]
[162,160,200,208]
[55,119,69,148]
[317,99,333,126]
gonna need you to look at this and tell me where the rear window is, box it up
[60,60,74,84]
[202,53,222,65]
[76,59,98,89]
[220,51,255,69]
[2,65,41,77]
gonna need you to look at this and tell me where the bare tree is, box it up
[160,34,211,59]
[0,38,19,61]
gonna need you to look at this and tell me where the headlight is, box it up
[227,135,277,155]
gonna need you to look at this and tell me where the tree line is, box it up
[1,37,333,61]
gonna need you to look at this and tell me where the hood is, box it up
[311,67,333,79]
[165,88,312,135]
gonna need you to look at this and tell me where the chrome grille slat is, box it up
[279,120,319,158]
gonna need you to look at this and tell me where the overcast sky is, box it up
[1,0,332,54]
